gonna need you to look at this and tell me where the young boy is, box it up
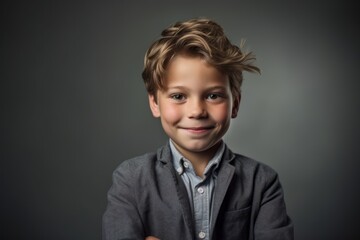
[103,18,293,240]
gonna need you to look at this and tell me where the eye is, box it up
[206,93,221,100]
[170,93,185,101]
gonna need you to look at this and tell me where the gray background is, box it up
[1,1,360,239]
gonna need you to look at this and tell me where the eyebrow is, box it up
[166,85,227,91]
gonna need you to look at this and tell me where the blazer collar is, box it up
[157,141,236,165]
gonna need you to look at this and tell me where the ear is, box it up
[231,94,241,118]
[148,94,161,118]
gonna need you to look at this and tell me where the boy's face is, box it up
[149,55,239,158]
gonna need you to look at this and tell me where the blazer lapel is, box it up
[210,146,236,236]
[158,143,195,237]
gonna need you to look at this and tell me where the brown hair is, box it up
[142,18,260,98]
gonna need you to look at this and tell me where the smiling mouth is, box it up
[180,126,215,133]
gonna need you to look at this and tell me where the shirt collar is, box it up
[169,139,225,177]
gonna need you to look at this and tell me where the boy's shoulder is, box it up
[112,144,170,175]
[231,151,282,188]
[115,151,158,172]
[232,152,278,175]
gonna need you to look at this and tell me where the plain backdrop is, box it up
[1,1,360,239]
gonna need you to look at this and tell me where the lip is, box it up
[180,126,215,134]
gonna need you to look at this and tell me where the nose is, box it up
[187,99,208,119]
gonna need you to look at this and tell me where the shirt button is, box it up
[198,231,206,239]
[176,167,183,174]
[197,187,204,194]
[183,161,189,168]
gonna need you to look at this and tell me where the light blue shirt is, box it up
[169,140,225,240]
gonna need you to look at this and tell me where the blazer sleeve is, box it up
[254,171,294,240]
[102,161,145,240]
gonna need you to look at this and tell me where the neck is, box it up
[173,141,222,177]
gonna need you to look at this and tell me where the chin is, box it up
[186,142,218,152]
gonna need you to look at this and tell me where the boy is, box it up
[103,18,293,240]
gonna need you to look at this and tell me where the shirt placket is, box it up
[194,183,209,240]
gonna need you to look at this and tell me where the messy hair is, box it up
[142,18,260,98]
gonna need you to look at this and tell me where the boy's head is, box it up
[142,18,260,100]
[142,18,260,161]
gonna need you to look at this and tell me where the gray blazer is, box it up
[103,143,294,240]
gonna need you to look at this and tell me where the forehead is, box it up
[164,55,227,87]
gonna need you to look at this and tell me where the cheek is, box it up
[161,105,182,123]
[210,104,232,123]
